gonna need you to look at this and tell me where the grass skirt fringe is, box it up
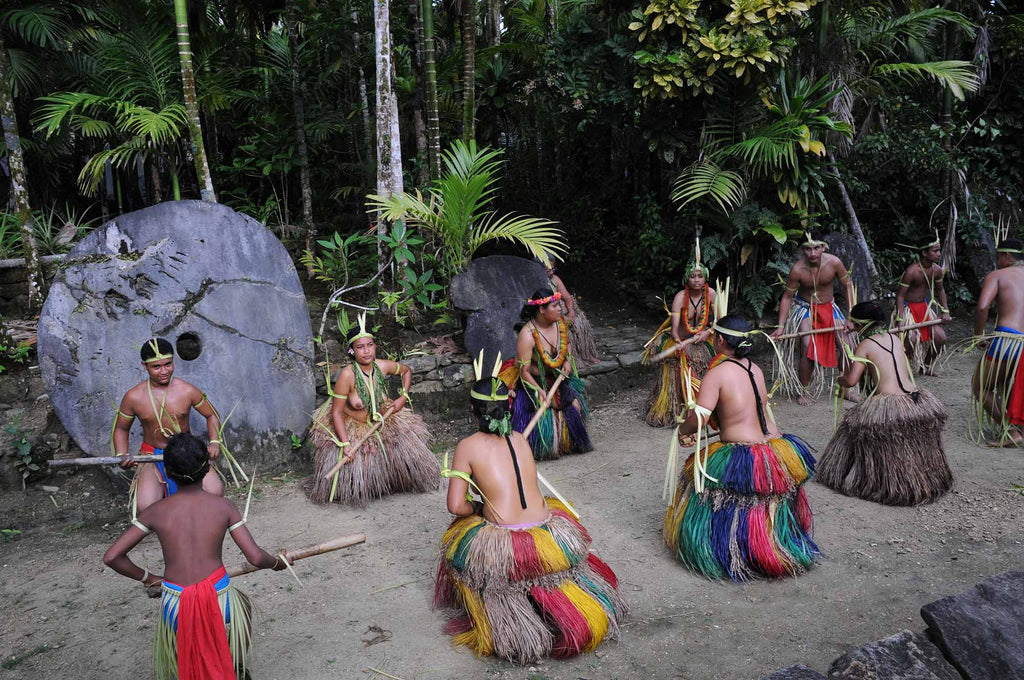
[155,583,253,680]
[642,334,712,427]
[433,498,625,665]
[305,400,440,505]
[569,306,600,364]
[774,300,850,399]
[896,304,940,373]
[664,435,820,581]
[511,376,593,460]
[818,390,951,505]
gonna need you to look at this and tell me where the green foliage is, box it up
[289,434,303,450]
[1,340,33,374]
[4,416,39,488]
[0,205,98,257]
[0,528,22,542]
[301,231,375,289]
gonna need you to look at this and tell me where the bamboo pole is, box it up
[321,408,394,479]
[776,317,944,342]
[49,455,161,467]
[522,372,567,437]
[227,533,366,577]
[891,318,944,334]
[651,335,699,363]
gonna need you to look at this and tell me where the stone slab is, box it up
[921,570,1024,680]
[37,201,315,468]
[763,665,827,680]
[827,629,960,680]
[825,231,873,305]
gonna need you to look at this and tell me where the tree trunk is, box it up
[489,0,501,46]
[829,153,878,281]
[374,0,404,287]
[461,0,477,143]
[149,158,163,203]
[421,0,441,177]
[286,0,315,277]
[409,0,429,186]
[0,36,44,310]
[173,0,216,202]
[352,11,374,167]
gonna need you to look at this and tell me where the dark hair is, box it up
[469,378,511,433]
[1002,238,1024,261]
[140,337,173,362]
[163,433,209,486]
[520,287,556,323]
[803,228,827,246]
[717,314,753,358]
[346,326,373,347]
[850,300,886,324]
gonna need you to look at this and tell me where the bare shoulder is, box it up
[824,253,846,271]
[172,378,201,397]
[517,324,536,343]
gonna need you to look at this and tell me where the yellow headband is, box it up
[143,338,172,363]
[801,232,828,248]
[997,247,1023,254]
[348,312,374,345]
[470,350,506,401]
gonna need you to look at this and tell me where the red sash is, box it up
[176,566,236,680]
[806,303,838,368]
[1009,362,1024,426]
[907,302,933,342]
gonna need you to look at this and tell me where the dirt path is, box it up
[2,347,1022,680]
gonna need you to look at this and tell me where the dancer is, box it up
[114,338,224,513]
[103,433,287,680]
[771,230,856,404]
[664,315,819,580]
[817,300,952,505]
[544,258,600,364]
[972,237,1024,446]
[306,314,440,504]
[642,242,715,427]
[499,289,593,459]
[894,233,950,374]
[434,367,624,664]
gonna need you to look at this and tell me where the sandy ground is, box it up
[1,347,1023,680]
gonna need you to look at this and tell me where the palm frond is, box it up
[77,137,150,195]
[2,4,70,48]
[873,60,980,100]
[32,91,112,138]
[672,160,747,214]
[468,212,567,263]
[114,103,187,145]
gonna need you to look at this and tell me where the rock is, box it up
[451,256,549,369]
[827,630,960,680]
[826,232,873,302]
[578,358,619,377]
[956,230,996,298]
[410,380,444,395]
[617,350,644,368]
[37,201,315,469]
[402,353,439,375]
[763,665,826,680]
[920,570,1024,680]
[41,485,59,493]
[439,364,471,389]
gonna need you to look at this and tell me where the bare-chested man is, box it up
[895,235,951,374]
[666,315,819,579]
[104,433,286,679]
[434,375,623,664]
[972,237,1024,446]
[114,338,223,513]
[771,230,856,405]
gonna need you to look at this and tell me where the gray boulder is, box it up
[37,201,315,469]
[450,255,549,369]
[762,664,827,679]
[826,231,874,303]
[827,630,961,680]
[921,570,1024,680]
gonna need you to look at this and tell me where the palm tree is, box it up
[173,0,215,201]
[285,0,314,273]
[461,0,477,142]
[367,140,566,279]
[421,0,441,178]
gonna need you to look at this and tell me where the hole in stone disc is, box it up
[176,332,202,361]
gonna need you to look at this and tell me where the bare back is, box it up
[455,431,549,525]
[696,357,782,443]
[990,267,1024,330]
[856,333,916,395]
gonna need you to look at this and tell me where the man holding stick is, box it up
[895,233,951,375]
[972,237,1024,447]
[113,338,224,513]
[306,313,439,504]
[103,433,287,680]
[771,230,856,405]
[498,288,592,459]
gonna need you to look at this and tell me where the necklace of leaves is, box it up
[146,379,181,438]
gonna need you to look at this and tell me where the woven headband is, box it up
[801,232,828,248]
[527,291,562,306]
[143,338,173,363]
[711,322,754,348]
[470,351,506,401]
[348,312,374,345]
[997,247,1023,254]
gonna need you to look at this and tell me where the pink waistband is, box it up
[500,518,548,530]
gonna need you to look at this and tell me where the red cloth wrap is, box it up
[176,566,236,680]
[806,303,838,368]
[907,302,933,342]
[1009,361,1024,426]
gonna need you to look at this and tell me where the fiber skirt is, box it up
[433,498,625,665]
[305,400,440,505]
[664,435,820,580]
[511,376,593,460]
[643,336,712,427]
[568,306,600,364]
[817,389,952,505]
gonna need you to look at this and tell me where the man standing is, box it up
[895,233,951,374]
[114,338,224,513]
[972,237,1024,446]
[771,230,856,405]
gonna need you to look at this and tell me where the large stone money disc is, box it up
[38,201,315,467]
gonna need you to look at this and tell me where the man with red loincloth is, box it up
[895,233,951,375]
[771,230,857,405]
[972,237,1024,446]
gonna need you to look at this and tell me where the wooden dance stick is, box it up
[891,318,944,334]
[776,317,945,342]
[321,407,395,479]
[522,372,568,438]
[227,533,366,577]
[49,455,161,467]
[651,335,700,363]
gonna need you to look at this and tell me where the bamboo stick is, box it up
[891,318,944,333]
[321,408,394,479]
[776,317,945,342]
[227,533,366,577]
[522,372,567,437]
[651,335,699,363]
[49,455,161,467]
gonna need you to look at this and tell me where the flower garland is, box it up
[684,288,711,334]
[532,319,570,369]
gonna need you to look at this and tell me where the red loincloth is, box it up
[806,303,838,368]
[176,566,236,680]
[907,302,934,342]
[1009,362,1024,426]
